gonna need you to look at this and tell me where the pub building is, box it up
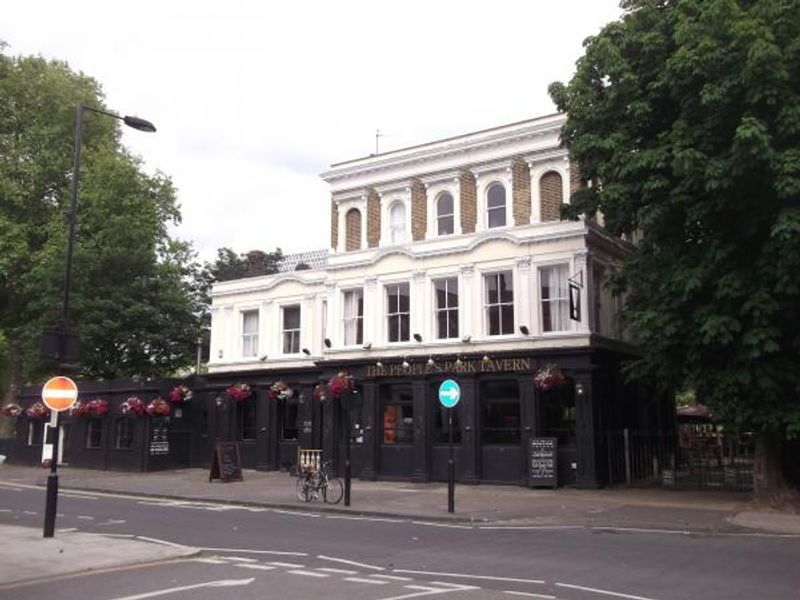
[2,114,672,486]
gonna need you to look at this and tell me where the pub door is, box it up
[479,379,523,483]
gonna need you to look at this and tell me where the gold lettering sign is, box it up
[363,357,531,378]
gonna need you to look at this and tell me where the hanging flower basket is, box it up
[0,403,23,417]
[226,383,253,402]
[168,385,193,404]
[120,397,147,417]
[328,371,354,398]
[533,364,567,392]
[312,383,328,402]
[25,402,51,420]
[146,398,171,416]
[71,398,108,417]
[268,381,294,401]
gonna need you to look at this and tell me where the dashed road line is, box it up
[503,592,556,599]
[325,515,405,523]
[266,561,306,568]
[191,558,229,564]
[318,554,386,571]
[393,569,545,585]
[288,569,329,577]
[555,582,657,600]
[272,509,321,518]
[317,567,360,575]
[412,521,474,529]
[220,556,258,563]
[371,574,414,581]
[76,515,94,520]
[234,563,276,571]
[345,576,388,584]
[200,547,308,556]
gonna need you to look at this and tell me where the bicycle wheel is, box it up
[295,475,312,502]
[323,476,344,504]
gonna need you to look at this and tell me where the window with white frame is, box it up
[389,202,406,243]
[386,282,410,343]
[343,289,364,346]
[437,192,455,235]
[241,310,259,357]
[540,264,570,332]
[282,305,301,353]
[486,183,507,228]
[485,272,514,335]
[434,278,459,339]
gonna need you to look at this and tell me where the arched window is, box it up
[389,202,406,243]
[487,183,506,228]
[540,171,564,222]
[345,208,362,251]
[436,193,454,235]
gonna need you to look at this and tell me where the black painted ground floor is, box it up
[2,348,672,488]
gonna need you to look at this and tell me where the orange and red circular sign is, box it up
[41,376,79,412]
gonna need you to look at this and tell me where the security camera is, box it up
[259,355,268,362]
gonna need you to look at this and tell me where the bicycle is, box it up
[295,460,344,504]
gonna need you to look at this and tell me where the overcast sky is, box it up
[4,0,622,261]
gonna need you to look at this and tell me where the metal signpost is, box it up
[438,379,460,513]
[41,376,79,537]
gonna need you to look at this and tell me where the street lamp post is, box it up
[43,102,156,539]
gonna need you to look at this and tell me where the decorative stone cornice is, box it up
[514,256,532,270]
[420,170,462,187]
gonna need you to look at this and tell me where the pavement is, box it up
[1,463,799,588]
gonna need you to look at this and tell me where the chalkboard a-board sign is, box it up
[209,442,243,483]
[149,417,170,456]
[528,437,558,487]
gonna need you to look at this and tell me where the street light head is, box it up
[123,115,157,132]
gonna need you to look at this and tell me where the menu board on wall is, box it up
[528,437,558,487]
[149,417,170,456]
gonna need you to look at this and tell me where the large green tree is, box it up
[0,45,203,388]
[549,0,800,500]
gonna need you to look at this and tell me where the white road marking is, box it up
[555,582,658,600]
[316,567,359,575]
[371,574,414,581]
[394,569,545,585]
[135,535,191,549]
[592,526,687,535]
[411,521,473,529]
[345,577,387,585]
[235,563,276,571]
[429,581,480,589]
[267,561,306,568]
[22,510,38,515]
[379,583,478,600]
[325,515,405,523]
[318,554,385,571]
[97,519,127,526]
[480,525,583,531]
[503,592,556,599]
[191,558,229,564]
[288,569,329,577]
[200,547,307,556]
[57,528,78,533]
[220,556,258,563]
[272,509,321,518]
[60,493,98,500]
[76,515,94,520]
[110,577,254,599]
[0,509,12,512]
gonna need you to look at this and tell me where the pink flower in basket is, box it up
[0,403,23,417]
[533,364,567,392]
[268,381,294,401]
[25,402,51,420]
[168,385,192,404]
[327,371,354,398]
[146,398,171,416]
[226,383,253,402]
[120,397,147,417]
[71,398,108,417]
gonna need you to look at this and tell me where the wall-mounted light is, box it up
[575,382,585,396]
[302,348,311,356]
[376,360,383,368]
[413,333,423,343]
[482,354,490,363]
[324,338,332,348]
[362,342,372,350]
[519,325,530,335]
[427,356,435,366]
[455,356,463,366]
[402,357,410,369]
[259,354,268,362]
[461,335,471,343]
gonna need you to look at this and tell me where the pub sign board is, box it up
[209,442,243,483]
[528,437,558,488]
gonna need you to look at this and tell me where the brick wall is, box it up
[512,157,531,225]
[330,196,338,250]
[367,189,380,248]
[539,170,563,222]
[459,169,476,233]
[569,161,582,199]
[345,208,362,251]
[411,179,427,241]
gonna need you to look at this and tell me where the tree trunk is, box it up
[0,335,22,438]
[753,433,794,507]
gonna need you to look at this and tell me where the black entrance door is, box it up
[479,379,522,483]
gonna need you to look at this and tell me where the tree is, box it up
[0,46,203,387]
[549,0,800,501]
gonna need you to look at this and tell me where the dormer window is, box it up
[389,202,406,243]
[436,192,455,235]
[487,183,507,228]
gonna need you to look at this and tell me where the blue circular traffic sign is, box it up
[438,379,461,408]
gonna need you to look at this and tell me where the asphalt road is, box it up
[0,482,798,600]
